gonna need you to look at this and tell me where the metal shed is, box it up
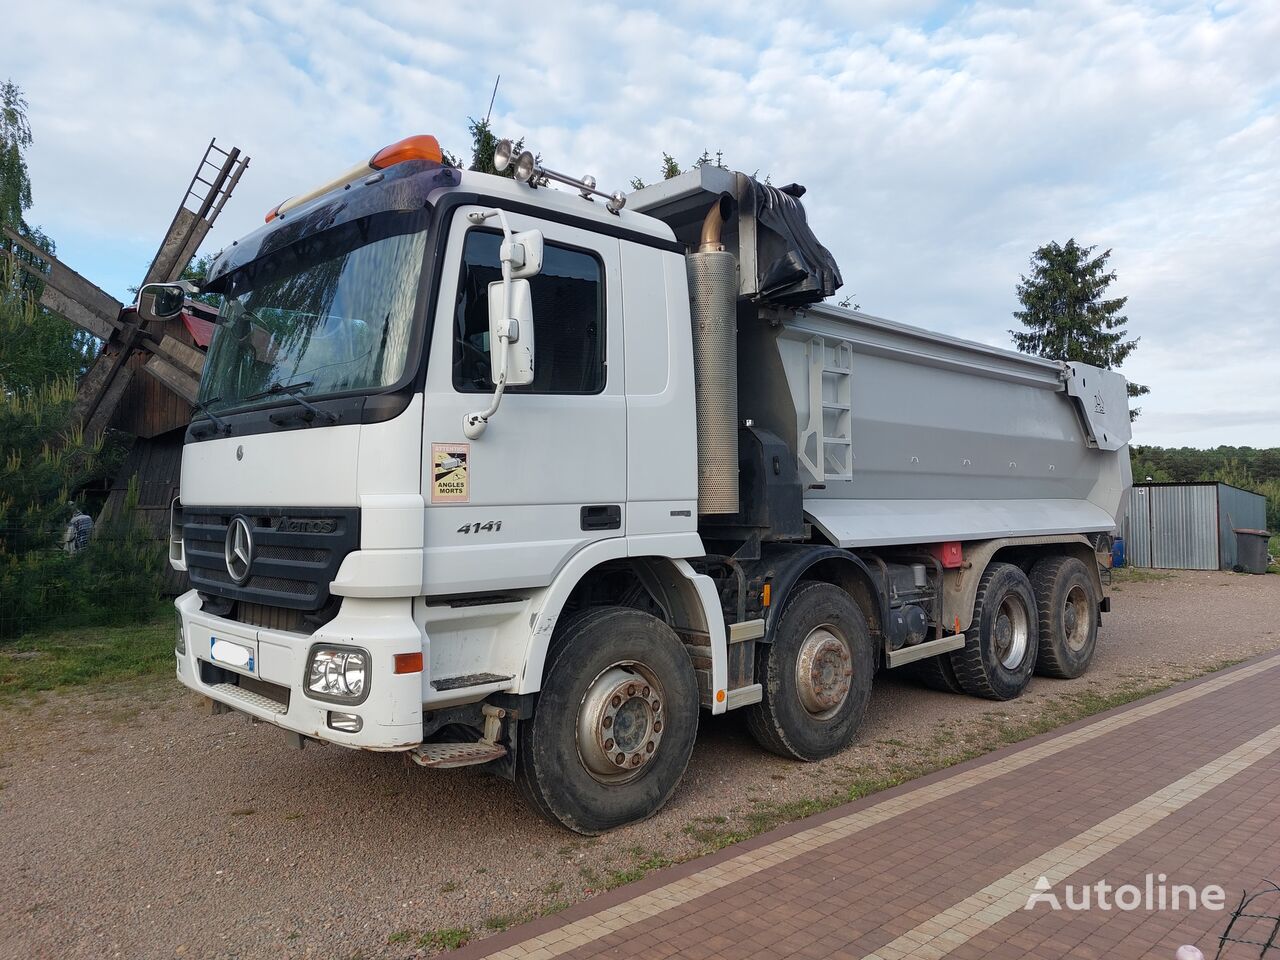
[1123,482,1268,570]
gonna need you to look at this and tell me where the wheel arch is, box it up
[744,544,886,649]
[518,544,727,711]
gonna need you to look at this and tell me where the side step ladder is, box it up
[409,704,508,769]
[798,336,854,483]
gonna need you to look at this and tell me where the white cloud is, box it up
[7,0,1279,446]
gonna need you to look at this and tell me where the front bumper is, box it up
[174,590,425,749]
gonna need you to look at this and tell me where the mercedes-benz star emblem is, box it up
[225,515,254,584]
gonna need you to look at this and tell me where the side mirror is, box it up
[488,278,535,386]
[462,210,541,440]
[139,280,200,319]
[504,230,544,279]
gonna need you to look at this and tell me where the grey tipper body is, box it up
[632,165,1132,550]
[777,305,1130,547]
[169,137,1132,833]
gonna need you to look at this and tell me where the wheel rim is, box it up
[993,595,1030,669]
[1063,584,1090,652]
[795,625,853,719]
[576,661,665,784]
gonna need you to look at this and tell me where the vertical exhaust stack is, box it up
[687,196,739,515]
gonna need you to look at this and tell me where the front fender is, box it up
[517,544,730,714]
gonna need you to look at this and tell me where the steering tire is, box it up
[513,607,699,834]
[745,581,874,761]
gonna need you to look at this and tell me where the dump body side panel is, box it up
[769,305,1128,548]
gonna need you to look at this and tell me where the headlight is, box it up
[175,611,186,655]
[306,646,370,703]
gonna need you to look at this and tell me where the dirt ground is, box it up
[2,569,1277,960]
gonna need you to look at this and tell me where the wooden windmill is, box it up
[1,139,249,590]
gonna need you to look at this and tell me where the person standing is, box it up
[62,504,94,553]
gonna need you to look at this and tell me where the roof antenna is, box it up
[484,74,501,125]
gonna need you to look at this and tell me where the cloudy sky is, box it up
[7,0,1278,447]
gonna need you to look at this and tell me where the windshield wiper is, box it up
[191,396,231,435]
[248,379,338,425]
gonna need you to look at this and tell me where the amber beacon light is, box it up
[265,134,445,222]
[370,134,443,169]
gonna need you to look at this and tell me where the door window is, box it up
[452,229,605,394]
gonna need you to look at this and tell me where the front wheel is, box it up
[514,607,699,834]
[746,581,874,761]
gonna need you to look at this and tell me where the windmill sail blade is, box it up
[2,225,123,340]
[140,334,206,404]
[72,320,145,439]
[141,139,249,287]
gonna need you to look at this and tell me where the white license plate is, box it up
[210,636,256,673]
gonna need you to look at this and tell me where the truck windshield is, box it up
[199,209,428,413]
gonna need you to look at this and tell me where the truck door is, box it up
[421,206,626,594]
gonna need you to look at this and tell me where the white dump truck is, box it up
[155,134,1131,832]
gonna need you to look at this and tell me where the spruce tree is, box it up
[446,117,527,178]
[1011,239,1149,419]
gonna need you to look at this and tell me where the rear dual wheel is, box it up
[913,555,1100,698]
[1031,556,1100,679]
[950,562,1039,701]
[905,650,964,694]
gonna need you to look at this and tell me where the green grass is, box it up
[540,899,570,917]
[484,912,527,932]
[0,614,174,699]
[416,928,472,951]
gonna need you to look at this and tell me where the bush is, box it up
[0,370,156,639]
[0,476,161,639]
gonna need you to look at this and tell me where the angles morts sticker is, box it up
[431,442,470,503]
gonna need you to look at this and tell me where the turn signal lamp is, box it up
[394,651,424,674]
[266,134,445,223]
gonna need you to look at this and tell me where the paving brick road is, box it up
[454,652,1280,960]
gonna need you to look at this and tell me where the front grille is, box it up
[255,544,328,563]
[198,564,320,599]
[184,506,359,612]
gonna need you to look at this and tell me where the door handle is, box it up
[580,505,621,531]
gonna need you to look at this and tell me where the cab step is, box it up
[410,741,507,769]
[409,704,508,769]
[430,672,513,691]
